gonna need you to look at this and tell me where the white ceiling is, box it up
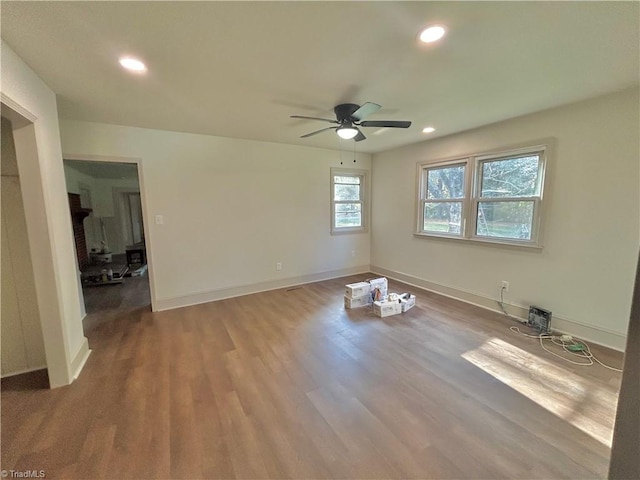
[2,2,638,154]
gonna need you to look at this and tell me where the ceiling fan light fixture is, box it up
[418,25,446,44]
[336,125,359,140]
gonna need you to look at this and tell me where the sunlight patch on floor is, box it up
[462,337,618,447]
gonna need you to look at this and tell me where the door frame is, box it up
[1,95,89,387]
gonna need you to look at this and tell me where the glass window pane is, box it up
[426,165,465,199]
[476,201,534,240]
[423,202,462,234]
[334,176,360,185]
[481,155,540,198]
[335,203,362,228]
[334,184,360,201]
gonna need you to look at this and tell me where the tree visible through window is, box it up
[331,168,368,234]
[476,155,542,241]
[417,145,547,246]
[423,163,466,235]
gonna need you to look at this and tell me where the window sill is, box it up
[331,227,368,236]
[413,232,543,250]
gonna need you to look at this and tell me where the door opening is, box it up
[63,159,152,321]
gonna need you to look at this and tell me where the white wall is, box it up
[60,121,372,310]
[1,117,47,376]
[1,40,90,386]
[371,87,639,350]
[64,163,96,196]
[93,177,140,254]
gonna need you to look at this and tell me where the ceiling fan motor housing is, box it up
[334,103,361,124]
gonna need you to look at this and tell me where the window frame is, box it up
[417,158,472,239]
[331,167,369,235]
[416,144,548,248]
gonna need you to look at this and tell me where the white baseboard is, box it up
[154,265,371,312]
[370,265,627,352]
[1,338,91,384]
[70,337,91,381]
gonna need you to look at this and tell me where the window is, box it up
[417,145,547,247]
[331,168,368,234]
[420,162,467,237]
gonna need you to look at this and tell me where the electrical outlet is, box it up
[501,281,510,292]
[276,262,282,271]
[351,250,356,257]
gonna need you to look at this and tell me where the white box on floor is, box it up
[373,300,402,318]
[344,294,372,309]
[368,277,388,302]
[401,295,416,312]
[345,282,370,298]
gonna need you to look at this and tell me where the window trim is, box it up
[416,144,548,248]
[331,167,369,235]
[416,158,471,239]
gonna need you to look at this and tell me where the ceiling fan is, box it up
[291,102,411,142]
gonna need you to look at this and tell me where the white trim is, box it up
[416,142,549,248]
[416,159,469,238]
[1,92,38,124]
[69,338,91,380]
[330,167,369,235]
[475,144,548,162]
[370,265,627,352]
[155,265,370,311]
[471,147,546,246]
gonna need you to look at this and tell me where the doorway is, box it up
[1,115,47,378]
[63,159,151,319]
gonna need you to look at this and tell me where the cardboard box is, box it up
[368,277,388,302]
[345,282,370,298]
[373,300,402,318]
[344,295,372,309]
[401,295,416,312]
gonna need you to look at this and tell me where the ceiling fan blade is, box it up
[359,120,412,128]
[354,129,366,142]
[351,102,381,121]
[300,126,336,138]
[290,115,338,124]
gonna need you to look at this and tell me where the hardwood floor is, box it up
[1,275,624,479]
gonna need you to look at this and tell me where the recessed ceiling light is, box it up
[422,126,436,134]
[418,25,446,44]
[119,57,147,73]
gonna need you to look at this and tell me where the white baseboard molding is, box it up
[371,265,627,352]
[70,337,91,381]
[1,364,47,379]
[154,265,371,312]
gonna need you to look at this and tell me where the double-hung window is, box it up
[417,144,547,247]
[419,161,468,237]
[331,168,368,234]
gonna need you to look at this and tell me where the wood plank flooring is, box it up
[1,275,624,479]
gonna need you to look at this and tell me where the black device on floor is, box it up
[528,306,552,333]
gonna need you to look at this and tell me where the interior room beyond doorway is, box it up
[63,159,151,317]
